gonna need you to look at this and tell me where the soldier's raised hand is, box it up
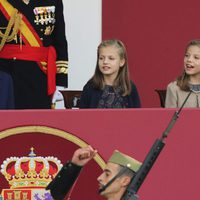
[71,146,97,166]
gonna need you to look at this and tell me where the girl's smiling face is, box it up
[184,45,200,82]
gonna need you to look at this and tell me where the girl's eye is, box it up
[195,56,200,60]
[184,54,189,58]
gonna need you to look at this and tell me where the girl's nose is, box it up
[187,56,192,62]
[103,57,108,63]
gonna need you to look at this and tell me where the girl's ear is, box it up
[120,58,125,67]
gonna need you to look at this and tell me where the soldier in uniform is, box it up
[46,146,142,200]
[0,0,68,109]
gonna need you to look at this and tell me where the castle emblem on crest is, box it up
[0,148,63,200]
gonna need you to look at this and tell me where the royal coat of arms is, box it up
[0,148,63,200]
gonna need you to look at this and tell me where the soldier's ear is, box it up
[121,176,131,187]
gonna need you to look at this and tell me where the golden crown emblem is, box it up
[0,148,63,189]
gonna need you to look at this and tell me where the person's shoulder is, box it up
[83,79,100,91]
[83,80,94,89]
[130,80,136,86]
[167,81,179,89]
[130,80,138,90]
[129,80,139,95]
[82,80,100,96]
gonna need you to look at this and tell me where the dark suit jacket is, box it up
[0,71,15,109]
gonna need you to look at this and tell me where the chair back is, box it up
[155,89,167,107]
[59,90,82,109]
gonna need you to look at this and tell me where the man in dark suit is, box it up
[0,71,15,109]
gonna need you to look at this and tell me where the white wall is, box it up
[64,0,102,90]
[56,0,101,108]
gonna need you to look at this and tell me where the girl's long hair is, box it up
[177,39,200,91]
[89,39,131,96]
